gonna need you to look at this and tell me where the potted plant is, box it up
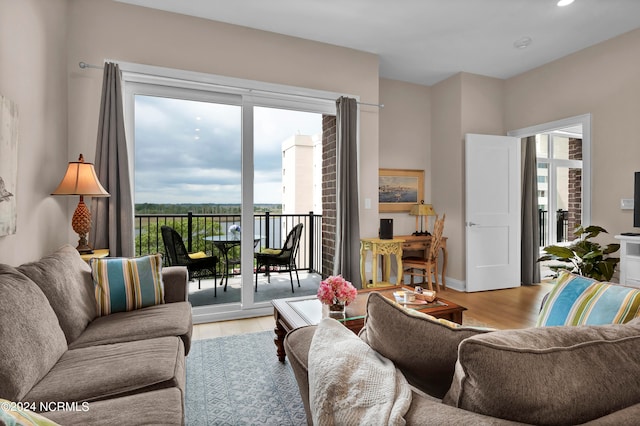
[538,224,620,281]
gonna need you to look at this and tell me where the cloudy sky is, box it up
[134,95,322,204]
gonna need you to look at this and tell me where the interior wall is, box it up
[0,0,70,265]
[504,27,640,242]
[430,73,505,287]
[431,75,463,282]
[67,0,381,239]
[378,78,431,237]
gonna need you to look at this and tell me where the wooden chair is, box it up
[254,223,303,293]
[403,214,446,291]
[161,225,221,295]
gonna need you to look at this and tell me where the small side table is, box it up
[360,238,405,288]
[80,249,109,263]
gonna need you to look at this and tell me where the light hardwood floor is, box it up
[192,283,554,340]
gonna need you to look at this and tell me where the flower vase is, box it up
[328,301,346,319]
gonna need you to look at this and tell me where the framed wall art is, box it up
[0,94,18,237]
[378,168,424,212]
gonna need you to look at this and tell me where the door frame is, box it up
[507,114,592,230]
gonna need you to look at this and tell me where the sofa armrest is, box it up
[284,325,522,426]
[581,402,640,425]
[284,325,317,426]
[163,266,189,303]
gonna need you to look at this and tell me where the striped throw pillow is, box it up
[91,254,165,316]
[537,271,640,326]
[0,398,60,425]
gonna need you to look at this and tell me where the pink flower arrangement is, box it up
[317,275,357,306]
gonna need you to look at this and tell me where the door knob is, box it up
[467,222,478,227]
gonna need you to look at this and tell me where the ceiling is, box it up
[116,0,640,86]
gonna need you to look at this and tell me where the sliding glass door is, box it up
[124,68,337,323]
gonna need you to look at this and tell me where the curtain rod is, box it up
[78,61,383,108]
[78,61,103,70]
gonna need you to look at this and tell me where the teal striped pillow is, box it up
[537,271,640,326]
[0,398,60,425]
[91,254,165,316]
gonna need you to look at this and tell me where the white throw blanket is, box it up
[308,318,412,426]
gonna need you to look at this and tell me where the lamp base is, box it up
[76,246,94,255]
[72,197,94,254]
[76,235,94,254]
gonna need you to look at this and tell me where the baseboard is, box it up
[443,276,466,292]
[192,306,272,324]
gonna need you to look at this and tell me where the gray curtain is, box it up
[90,63,134,257]
[333,97,361,286]
[521,136,540,284]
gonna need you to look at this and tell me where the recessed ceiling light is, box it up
[514,36,533,49]
[557,0,575,6]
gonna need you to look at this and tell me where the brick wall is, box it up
[568,138,583,240]
[321,115,336,278]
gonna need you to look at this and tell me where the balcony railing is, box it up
[538,209,569,247]
[134,211,322,275]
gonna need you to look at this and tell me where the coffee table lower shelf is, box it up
[272,285,466,362]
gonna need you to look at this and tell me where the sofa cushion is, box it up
[0,265,68,401]
[537,271,640,326]
[23,336,185,405]
[69,301,193,355]
[43,388,184,426]
[17,244,96,343]
[91,254,165,316]
[363,292,492,399]
[443,320,640,425]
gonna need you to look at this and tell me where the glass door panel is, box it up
[537,162,550,247]
[555,165,582,242]
[133,94,242,309]
[252,106,322,304]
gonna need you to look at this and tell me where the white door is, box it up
[465,134,521,292]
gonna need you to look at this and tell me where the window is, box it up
[536,132,583,245]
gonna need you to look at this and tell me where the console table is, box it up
[615,234,640,288]
[80,249,109,263]
[360,237,405,288]
[397,235,448,289]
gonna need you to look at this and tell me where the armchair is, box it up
[161,225,222,296]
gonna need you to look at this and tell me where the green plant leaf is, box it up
[542,245,575,259]
[540,223,618,281]
[537,255,554,262]
[582,250,603,260]
[583,225,608,239]
[573,224,584,237]
[603,243,620,255]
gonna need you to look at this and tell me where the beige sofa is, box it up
[0,245,192,425]
[285,277,640,425]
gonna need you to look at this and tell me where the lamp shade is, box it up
[409,203,436,217]
[51,154,110,197]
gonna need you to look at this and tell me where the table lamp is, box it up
[409,201,436,236]
[51,154,110,254]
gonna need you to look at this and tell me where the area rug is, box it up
[185,331,307,425]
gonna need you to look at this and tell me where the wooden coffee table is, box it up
[271,285,467,362]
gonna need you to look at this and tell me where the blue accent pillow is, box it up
[537,271,640,326]
[91,254,165,316]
